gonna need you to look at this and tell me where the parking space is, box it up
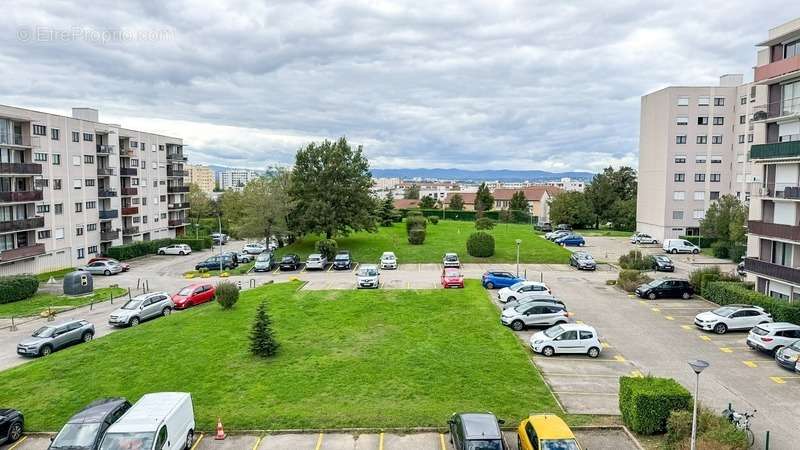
[0,435,52,450]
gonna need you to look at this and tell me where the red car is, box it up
[441,268,465,288]
[172,283,216,309]
[87,256,130,271]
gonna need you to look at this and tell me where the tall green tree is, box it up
[289,137,377,238]
[509,191,529,211]
[701,195,747,244]
[249,300,279,357]
[378,192,395,226]
[585,166,638,228]
[609,198,636,231]
[419,195,436,209]
[475,183,494,213]
[403,185,420,200]
[234,169,292,241]
[218,190,245,235]
[548,192,596,229]
[448,193,465,211]
[188,183,213,220]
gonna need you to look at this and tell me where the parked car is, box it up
[447,412,507,450]
[380,251,398,270]
[253,253,274,272]
[221,251,240,265]
[356,264,380,289]
[99,392,195,450]
[502,295,563,311]
[332,250,352,270]
[652,255,675,272]
[49,398,131,450]
[279,254,301,271]
[569,252,596,270]
[635,278,693,300]
[108,292,174,327]
[171,284,216,309]
[633,233,658,244]
[536,222,553,232]
[498,281,552,303]
[629,232,644,244]
[17,320,94,357]
[663,239,700,254]
[556,224,571,231]
[441,268,465,288]
[81,260,123,276]
[554,234,585,247]
[236,251,253,264]
[305,254,328,270]
[242,243,266,254]
[545,230,570,241]
[529,323,601,358]
[501,301,569,331]
[517,414,580,450]
[194,255,236,271]
[210,233,228,245]
[481,271,524,289]
[775,340,800,373]
[0,408,23,446]
[87,257,130,271]
[694,304,773,334]
[443,252,460,268]
[747,322,800,354]
[157,244,192,256]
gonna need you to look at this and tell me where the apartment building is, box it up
[545,177,585,192]
[0,105,189,275]
[218,169,260,191]
[185,164,215,193]
[637,75,766,240]
[745,18,800,301]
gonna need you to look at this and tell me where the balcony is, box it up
[168,219,187,227]
[744,257,800,285]
[100,230,120,241]
[121,187,138,196]
[119,148,135,157]
[168,202,190,210]
[752,98,800,122]
[0,162,42,175]
[99,209,118,220]
[120,167,138,176]
[755,54,800,83]
[96,167,115,176]
[0,217,44,233]
[121,206,139,216]
[750,141,800,161]
[761,183,800,200]
[167,168,188,177]
[122,226,140,235]
[166,153,187,162]
[167,185,189,193]
[1,135,40,149]
[0,190,43,202]
[0,243,45,262]
[98,190,117,198]
[748,220,800,241]
[96,144,116,154]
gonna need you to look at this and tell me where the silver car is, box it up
[502,294,563,310]
[500,301,570,331]
[17,319,95,357]
[305,253,328,270]
[253,253,273,272]
[109,292,175,327]
[356,265,380,289]
[81,260,123,276]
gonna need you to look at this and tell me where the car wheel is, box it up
[692,249,699,254]
[773,345,784,355]
[158,250,165,255]
[8,421,22,442]
[104,270,111,276]
[682,292,691,299]
[485,282,494,289]
[184,430,194,450]
[162,307,172,317]
[511,320,525,331]
[82,331,94,342]
[648,292,657,300]
[130,317,140,327]
[507,296,516,302]
[588,347,600,358]
[179,251,185,255]
[555,320,567,325]
[671,249,678,254]
[714,323,728,334]
[39,345,52,357]
[542,346,555,357]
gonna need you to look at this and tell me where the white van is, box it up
[662,239,700,254]
[99,392,195,450]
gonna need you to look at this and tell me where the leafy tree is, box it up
[419,195,437,209]
[289,137,377,238]
[701,195,747,244]
[403,185,420,200]
[509,191,529,211]
[448,193,465,211]
[234,170,292,241]
[585,166,637,228]
[475,183,494,213]
[378,192,395,226]
[213,180,223,192]
[548,191,596,228]
[610,198,636,231]
[218,190,245,236]
[250,300,279,357]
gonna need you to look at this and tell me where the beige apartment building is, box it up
[0,105,189,275]
[186,164,215,193]
[637,75,766,240]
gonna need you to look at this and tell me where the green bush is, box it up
[406,215,427,233]
[705,281,800,323]
[466,232,495,257]
[0,275,39,305]
[429,216,439,225]
[215,281,239,309]
[619,376,691,435]
[406,210,423,218]
[711,241,729,259]
[617,269,652,293]
[475,217,496,230]
[314,239,338,261]
[618,250,655,270]
[728,244,746,263]
[666,408,748,450]
[408,229,426,245]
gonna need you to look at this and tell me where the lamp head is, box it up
[688,359,709,374]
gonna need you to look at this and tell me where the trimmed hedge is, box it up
[705,281,800,323]
[0,275,39,305]
[405,216,427,233]
[315,239,338,261]
[408,229,426,245]
[475,217,496,230]
[619,376,691,435]
[106,237,212,261]
[466,231,495,257]
[398,208,534,224]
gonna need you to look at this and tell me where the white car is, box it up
[529,323,602,357]
[443,253,460,268]
[633,233,658,244]
[243,243,266,254]
[99,392,195,450]
[746,322,800,353]
[662,239,700,254]
[380,251,397,269]
[498,281,552,303]
[503,294,562,310]
[157,244,192,256]
[305,254,328,270]
[356,264,380,289]
[500,301,569,331]
[237,252,253,263]
[694,304,773,334]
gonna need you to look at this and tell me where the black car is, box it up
[652,255,675,272]
[332,250,352,270]
[635,278,694,300]
[49,398,130,450]
[0,409,23,446]
[536,222,553,232]
[448,412,506,450]
[279,254,301,271]
[195,255,236,271]
[570,251,596,270]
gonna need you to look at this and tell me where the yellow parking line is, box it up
[351,263,360,273]
[315,432,324,450]
[406,281,410,289]
[327,263,335,272]
[770,376,786,384]
[576,320,584,325]
[614,355,626,362]
[418,263,422,272]
[681,325,692,330]
[190,433,204,450]
[379,432,384,450]
[252,435,263,450]
[601,342,611,349]
[439,433,447,450]
[630,370,644,378]
[272,266,281,275]
[665,316,674,321]
[700,335,712,342]
[651,307,660,312]
[638,300,647,305]
[8,436,27,450]
[720,347,733,353]
[743,361,758,368]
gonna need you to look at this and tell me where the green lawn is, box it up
[0,287,127,318]
[0,281,559,431]
[276,220,570,264]
[35,267,77,282]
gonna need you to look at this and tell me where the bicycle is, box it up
[722,404,756,447]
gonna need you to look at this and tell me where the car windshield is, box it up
[335,254,349,260]
[647,279,664,287]
[257,255,270,262]
[751,326,769,336]
[122,299,143,310]
[382,254,395,260]
[51,422,102,448]
[281,256,294,262]
[308,257,320,261]
[178,287,193,296]
[445,255,458,261]
[32,326,54,338]
[712,307,738,317]
[789,341,800,351]
[466,440,503,450]
[509,282,525,290]
[445,269,460,277]
[99,432,155,450]
[544,325,564,338]
[541,439,581,450]
[359,268,378,277]
[655,256,670,262]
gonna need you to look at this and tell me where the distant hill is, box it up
[370,168,594,182]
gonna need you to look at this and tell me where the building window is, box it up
[131,141,138,148]
[694,191,705,201]
[710,173,721,182]
[676,135,687,144]
[711,135,723,144]
[87,223,97,231]
[37,230,51,239]
[32,124,46,136]
[84,155,94,164]
[36,178,48,188]
[710,191,720,200]
[740,97,747,105]
[77,248,84,259]
[72,131,80,142]
[676,117,688,126]
[697,116,709,125]
[713,97,725,106]
[36,204,50,213]
[747,134,753,143]
[53,154,61,165]
[54,227,64,239]
[677,96,689,106]
[673,210,684,220]
[53,179,62,190]
[143,216,148,224]
[674,173,685,182]
[82,133,93,142]
[75,202,82,212]
[673,191,685,200]
[72,155,81,166]
[697,135,708,144]
[34,152,47,162]
[54,204,63,215]
[51,129,60,140]
[142,197,147,206]
[693,209,705,219]
[785,39,800,59]
[131,159,139,167]
[86,201,96,209]
[739,115,746,124]
[713,117,724,125]
[710,155,722,164]
[73,179,82,189]
[694,173,706,182]
[85,179,95,187]
[674,155,686,163]
[76,226,84,236]
[88,245,98,254]
[695,154,707,163]
[698,96,710,106]
[738,135,745,144]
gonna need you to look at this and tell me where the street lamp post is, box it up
[515,239,522,277]
[688,359,710,450]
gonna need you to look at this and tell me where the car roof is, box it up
[458,413,501,440]
[48,319,85,327]
[109,393,190,433]
[528,414,575,440]
[756,322,798,330]
[360,264,378,269]
[67,398,128,424]
[517,281,547,286]
[445,252,458,256]
[725,303,762,310]
[133,291,169,301]
[308,253,322,258]
[551,323,595,332]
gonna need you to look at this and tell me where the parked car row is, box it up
[544,230,585,246]
[448,412,580,450]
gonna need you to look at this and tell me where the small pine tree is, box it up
[250,300,279,357]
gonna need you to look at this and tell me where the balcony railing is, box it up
[0,190,43,202]
[0,243,45,262]
[99,209,118,220]
[750,141,800,161]
[121,206,139,216]
[761,183,800,199]
[2,135,40,148]
[119,148,135,157]
[0,162,42,175]
[96,167,115,176]
[122,226,140,235]
[167,185,189,193]
[744,257,800,285]
[121,187,138,196]
[166,153,188,162]
[755,54,800,83]
[167,169,188,177]
[748,220,800,241]
[0,217,45,233]
[120,167,138,176]
[100,230,120,241]
[168,202,190,210]
[98,190,117,198]
[168,219,187,227]
[96,144,116,154]
[752,99,800,122]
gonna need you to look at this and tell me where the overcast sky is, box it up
[1,1,795,172]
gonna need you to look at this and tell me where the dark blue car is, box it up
[555,234,585,247]
[481,271,524,289]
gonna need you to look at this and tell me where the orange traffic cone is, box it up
[215,417,226,440]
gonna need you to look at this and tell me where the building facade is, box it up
[185,164,215,193]
[0,105,188,275]
[218,169,260,191]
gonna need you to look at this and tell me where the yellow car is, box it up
[517,414,580,450]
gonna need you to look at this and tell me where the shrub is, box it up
[429,216,439,225]
[728,244,746,263]
[711,241,729,259]
[105,237,211,260]
[408,229,426,245]
[618,250,655,270]
[314,239,338,261]
[250,300,279,357]
[405,216,427,233]
[705,281,800,323]
[467,231,495,257]
[406,210,423,218]
[0,275,39,304]
[619,376,691,435]
[215,281,239,309]
[667,408,748,450]
[617,269,652,292]
[475,217,496,230]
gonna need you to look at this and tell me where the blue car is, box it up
[555,234,585,247]
[481,271,524,289]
